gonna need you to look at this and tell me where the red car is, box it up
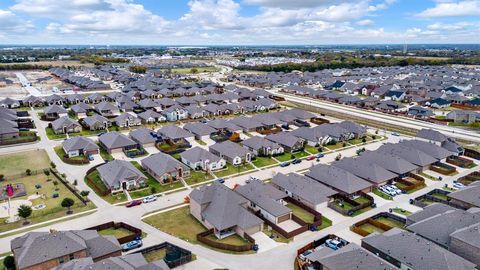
[126,200,142,208]
[306,156,316,161]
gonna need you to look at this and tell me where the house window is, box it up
[69,254,74,260]
[59,257,65,264]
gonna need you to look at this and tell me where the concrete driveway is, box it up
[251,231,284,253]
[144,146,160,155]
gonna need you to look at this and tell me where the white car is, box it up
[380,186,397,197]
[388,185,403,195]
[453,182,465,189]
[142,195,157,203]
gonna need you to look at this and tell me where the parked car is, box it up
[292,159,302,164]
[306,156,316,161]
[453,182,465,189]
[121,238,143,251]
[391,132,400,136]
[126,200,142,208]
[379,186,396,197]
[143,195,157,203]
[299,249,313,261]
[216,178,225,184]
[280,162,290,167]
[325,239,344,250]
[88,155,94,161]
[281,124,290,130]
[316,153,325,158]
[388,185,403,195]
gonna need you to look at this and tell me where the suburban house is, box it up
[97,160,147,192]
[137,109,165,124]
[447,182,480,209]
[54,253,170,270]
[11,230,122,270]
[94,101,120,117]
[129,127,157,147]
[183,122,217,141]
[162,105,188,121]
[241,136,284,156]
[416,129,464,155]
[209,141,253,165]
[362,228,477,270]
[304,243,399,270]
[306,164,373,196]
[265,132,305,153]
[62,136,99,158]
[235,180,292,224]
[98,132,139,154]
[141,152,190,184]
[359,151,418,177]
[180,146,226,171]
[113,113,141,128]
[43,105,68,120]
[290,127,331,146]
[447,110,480,123]
[271,173,337,211]
[377,143,438,172]
[189,182,264,239]
[70,103,92,119]
[157,125,195,142]
[82,114,111,130]
[51,116,82,134]
[332,157,398,187]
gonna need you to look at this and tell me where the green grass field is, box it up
[286,203,315,223]
[252,157,278,168]
[0,174,95,232]
[0,150,51,177]
[98,227,135,239]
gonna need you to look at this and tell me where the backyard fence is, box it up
[328,192,374,216]
[413,189,467,210]
[86,221,142,244]
[196,229,255,252]
[0,132,38,146]
[458,171,480,185]
[446,156,474,168]
[351,212,406,237]
[62,156,90,165]
[429,162,457,175]
[84,163,110,196]
[464,148,480,160]
[134,242,193,268]
[50,168,88,205]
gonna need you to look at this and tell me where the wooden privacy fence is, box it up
[196,229,255,252]
[446,156,474,168]
[464,148,480,160]
[134,242,193,268]
[86,221,142,244]
[430,162,457,175]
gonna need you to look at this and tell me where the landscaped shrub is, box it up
[50,162,56,168]
[3,255,15,270]
[80,190,90,197]
[25,169,31,176]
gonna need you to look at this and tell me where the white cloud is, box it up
[416,0,480,17]
[0,9,34,32]
[357,19,374,26]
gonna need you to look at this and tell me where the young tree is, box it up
[61,198,75,214]
[3,255,15,270]
[50,162,56,169]
[43,169,50,176]
[17,205,32,225]
[25,169,32,176]
[80,190,90,197]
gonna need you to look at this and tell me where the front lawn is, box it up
[84,170,126,204]
[129,161,185,198]
[275,151,310,162]
[0,150,50,177]
[286,203,315,223]
[143,206,252,254]
[324,142,348,151]
[184,170,214,186]
[252,157,278,168]
[304,145,321,154]
[98,145,114,161]
[45,127,67,140]
[214,163,255,178]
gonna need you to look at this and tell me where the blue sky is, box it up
[0,0,479,45]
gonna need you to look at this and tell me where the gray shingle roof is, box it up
[97,160,146,188]
[272,173,337,205]
[362,228,477,270]
[141,152,188,177]
[189,182,263,231]
[129,128,156,145]
[180,146,223,164]
[359,150,418,175]
[306,243,398,270]
[407,203,457,225]
[447,182,480,208]
[99,132,137,150]
[63,136,99,153]
[157,125,194,140]
[235,180,290,217]
[407,208,480,247]
[305,164,372,194]
[209,141,252,160]
[183,122,217,136]
[241,136,282,151]
[333,157,398,184]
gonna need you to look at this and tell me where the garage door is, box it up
[277,214,290,223]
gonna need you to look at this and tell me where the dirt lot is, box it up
[0,72,26,98]
[25,71,72,93]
